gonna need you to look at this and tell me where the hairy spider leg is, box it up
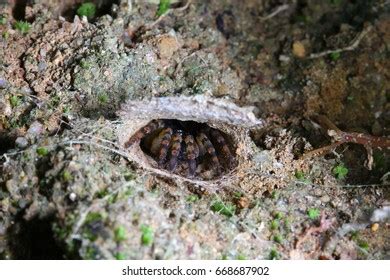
[196,132,221,174]
[124,120,164,148]
[150,127,173,166]
[167,132,183,172]
[210,129,234,168]
[184,135,200,177]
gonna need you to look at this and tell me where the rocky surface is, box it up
[0,0,389,259]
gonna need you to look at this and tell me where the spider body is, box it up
[125,119,236,180]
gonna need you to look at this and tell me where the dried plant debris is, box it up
[118,96,264,186]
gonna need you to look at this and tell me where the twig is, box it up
[302,115,389,166]
[308,26,372,59]
[300,141,342,159]
[260,4,289,21]
[62,140,130,159]
[328,129,390,148]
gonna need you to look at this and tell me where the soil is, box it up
[0,0,389,260]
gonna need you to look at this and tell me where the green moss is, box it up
[49,95,61,107]
[332,163,348,179]
[9,95,21,108]
[115,252,127,260]
[270,219,279,230]
[77,2,96,19]
[156,0,171,17]
[330,52,341,61]
[140,225,154,246]
[36,147,49,156]
[14,21,31,34]
[186,194,199,203]
[83,213,106,241]
[295,170,310,183]
[85,212,104,224]
[83,228,98,242]
[80,60,91,69]
[84,246,98,260]
[283,216,292,232]
[236,254,246,260]
[98,93,109,104]
[350,231,359,241]
[114,226,127,242]
[0,15,7,25]
[52,223,69,240]
[233,192,243,198]
[62,170,73,182]
[358,240,369,251]
[269,248,279,260]
[2,31,9,39]
[307,208,320,220]
[271,190,279,200]
[294,14,311,24]
[273,212,283,220]
[124,171,137,181]
[62,105,71,114]
[122,187,134,197]
[210,200,236,217]
[273,234,283,244]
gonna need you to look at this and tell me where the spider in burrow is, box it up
[124,119,237,180]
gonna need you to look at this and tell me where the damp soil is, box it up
[0,0,389,260]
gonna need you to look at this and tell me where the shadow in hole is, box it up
[61,0,119,22]
[12,0,29,20]
[7,216,66,259]
[0,132,16,155]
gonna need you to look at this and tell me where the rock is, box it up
[320,195,331,203]
[292,41,306,58]
[370,206,390,222]
[0,78,8,89]
[157,34,180,61]
[371,223,379,232]
[26,121,44,137]
[15,137,29,148]
[0,97,12,117]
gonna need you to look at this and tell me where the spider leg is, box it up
[124,120,164,148]
[150,127,173,166]
[210,129,234,168]
[196,132,221,174]
[167,131,183,172]
[184,135,199,177]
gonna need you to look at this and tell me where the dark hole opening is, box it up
[7,216,67,259]
[61,0,120,22]
[12,0,29,21]
[137,119,237,180]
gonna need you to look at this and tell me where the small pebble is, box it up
[69,193,77,202]
[292,41,306,58]
[0,78,8,89]
[321,195,331,203]
[0,99,12,116]
[26,121,44,136]
[371,223,379,232]
[237,197,250,208]
[15,137,29,148]
[279,54,290,62]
